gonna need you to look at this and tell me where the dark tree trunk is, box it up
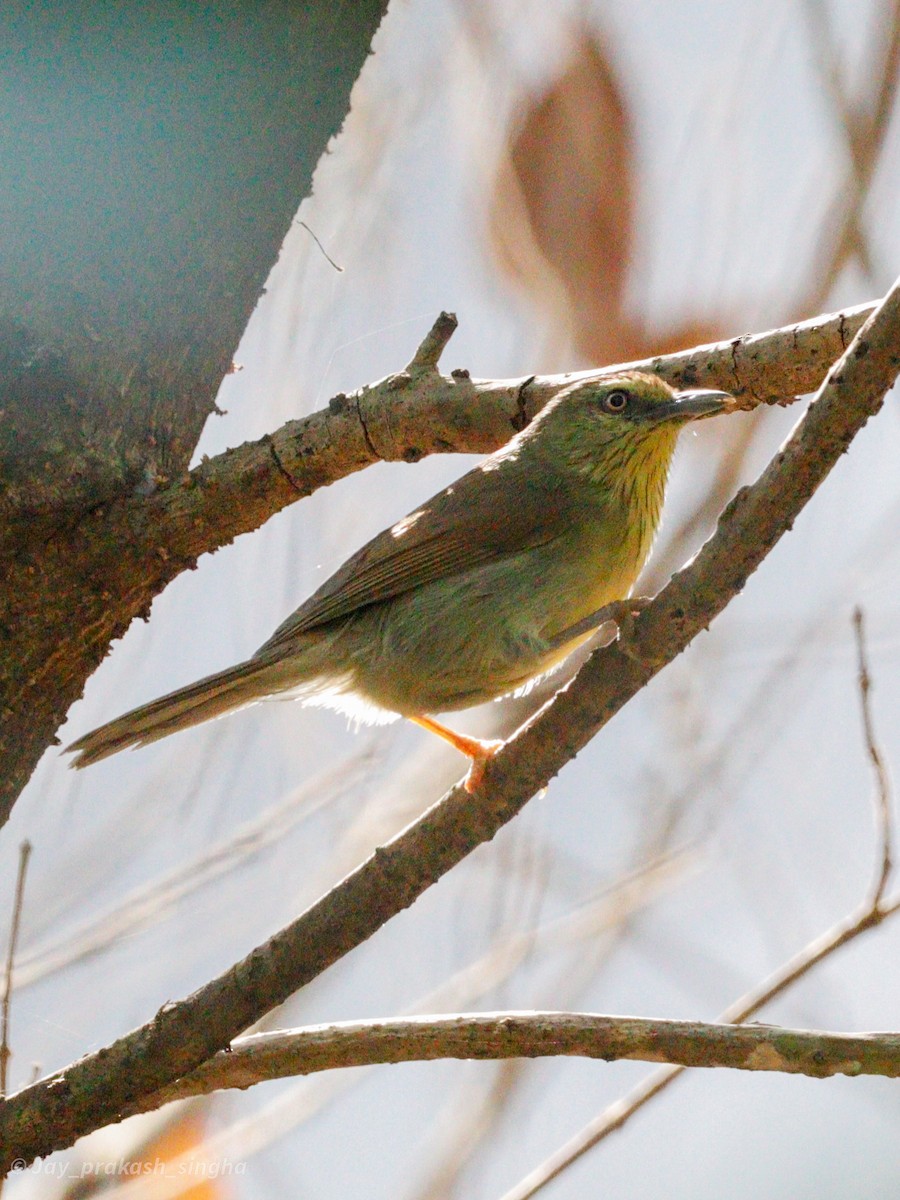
[0,0,390,824]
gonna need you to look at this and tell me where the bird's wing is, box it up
[257,457,570,654]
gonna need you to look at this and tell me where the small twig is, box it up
[0,842,32,1098]
[297,220,343,272]
[15,750,377,992]
[800,0,900,305]
[406,311,458,373]
[870,0,900,137]
[853,607,894,903]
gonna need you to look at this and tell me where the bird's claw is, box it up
[462,739,504,792]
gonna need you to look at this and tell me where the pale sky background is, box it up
[8,1,900,1196]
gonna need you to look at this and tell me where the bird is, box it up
[67,373,730,788]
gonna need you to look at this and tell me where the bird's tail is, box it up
[66,657,279,769]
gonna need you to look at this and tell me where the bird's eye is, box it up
[601,389,630,413]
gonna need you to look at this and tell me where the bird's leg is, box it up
[410,715,504,793]
[544,597,653,653]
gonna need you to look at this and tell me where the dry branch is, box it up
[115,1013,900,1114]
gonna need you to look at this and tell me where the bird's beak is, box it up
[647,388,733,423]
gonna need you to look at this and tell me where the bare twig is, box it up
[2,301,878,556]
[14,750,377,991]
[406,310,459,372]
[801,0,900,306]
[870,1,900,138]
[297,220,344,272]
[117,856,687,1190]
[0,842,32,1098]
[853,607,894,903]
[413,1062,524,1200]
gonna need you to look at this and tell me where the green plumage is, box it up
[67,373,729,768]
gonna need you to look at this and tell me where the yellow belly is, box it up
[335,521,649,715]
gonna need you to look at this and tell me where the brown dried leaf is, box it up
[489,30,729,364]
[490,31,637,361]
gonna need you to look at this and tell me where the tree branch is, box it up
[5,299,877,547]
[114,1013,900,1114]
[2,285,898,1168]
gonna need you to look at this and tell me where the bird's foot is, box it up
[545,596,653,653]
[410,715,503,792]
[609,596,671,670]
[609,596,651,654]
[460,738,504,793]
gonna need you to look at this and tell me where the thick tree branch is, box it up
[4,300,878,545]
[2,284,898,1169]
[118,1013,900,1112]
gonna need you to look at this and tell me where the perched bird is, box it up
[67,373,730,787]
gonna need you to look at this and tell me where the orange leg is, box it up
[410,715,503,792]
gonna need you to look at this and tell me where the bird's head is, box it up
[530,372,732,490]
